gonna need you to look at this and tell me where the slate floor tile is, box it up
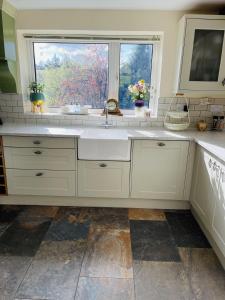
[179,248,225,300]
[81,226,133,278]
[0,205,23,223]
[165,211,211,248]
[0,224,10,237]
[133,260,190,300]
[0,255,32,299]
[16,240,86,300]
[0,220,51,256]
[44,220,89,241]
[56,207,129,230]
[75,277,135,300]
[130,220,180,261]
[129,208,166,221]
[17,206,59,222]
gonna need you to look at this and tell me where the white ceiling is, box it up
[7,0,225,11]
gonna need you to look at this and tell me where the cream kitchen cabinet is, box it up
[3,136,77,196]
[131,140,189,200]
[191,145,225,258]
[175,15,225,95]
[78,160,130,198]
[190,146,217,228]
[212,160,225,256]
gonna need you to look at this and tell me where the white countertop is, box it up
[0,123,225,163]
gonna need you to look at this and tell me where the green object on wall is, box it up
[0,8,17,93]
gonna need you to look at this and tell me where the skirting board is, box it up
[0,195,190,209]
[191,206,225,270]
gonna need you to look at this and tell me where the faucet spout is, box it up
[101,101,113,128]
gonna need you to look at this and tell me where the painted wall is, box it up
[15,9,185,97]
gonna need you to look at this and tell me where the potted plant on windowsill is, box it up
[29,81,45,113]
[128,79,150,117]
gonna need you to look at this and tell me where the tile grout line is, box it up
[129,218,137,300]
[73,230,91,300]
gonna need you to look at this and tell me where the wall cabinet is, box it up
[78,160,130,198]
[175,15,225,95]
[191,145,225,257]
[131,140,189,200]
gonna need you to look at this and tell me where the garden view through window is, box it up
[33,42,153,109]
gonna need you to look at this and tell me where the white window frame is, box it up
[17,30,163,116]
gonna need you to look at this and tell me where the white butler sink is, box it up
[78,128,131,161]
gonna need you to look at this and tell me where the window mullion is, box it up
[108,42,120,100]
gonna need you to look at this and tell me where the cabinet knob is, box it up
[33,140,41,145]
[157,142,165,147]
[208,159,212,168]
[34,150,42,155]
[35,172,43,176]
[99,163,107,167]
[222,78,225,86]
[213,161,217,171]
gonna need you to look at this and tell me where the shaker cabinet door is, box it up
[178,18,225,93]
[131,140,189,200]
[190,146,216,228]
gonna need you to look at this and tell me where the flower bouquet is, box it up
[128,80,150,116]
[128,79,149,107]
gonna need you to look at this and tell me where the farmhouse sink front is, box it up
[78,129,131,161]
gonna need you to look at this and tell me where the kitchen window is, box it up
[22,33,162,114]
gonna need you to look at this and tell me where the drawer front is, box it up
[6,169,76,196]
[3,136,76,149]
[78,160,130,198]
[4,147,77,171]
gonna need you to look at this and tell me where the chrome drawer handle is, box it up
[35,172,43,177]
[99,163,107,167]
[34,150,42,155]
[33,140,41,145]
[157,142,165,147]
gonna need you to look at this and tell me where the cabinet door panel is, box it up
[212,167,225,256]
[78,161,130,198]
[191,147,216,227]
[131,140,189,200]
[180,18,225,91]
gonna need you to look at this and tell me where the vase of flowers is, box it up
[128,79,149,117]
[29,81,45,113]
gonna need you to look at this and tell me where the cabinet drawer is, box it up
[4,147,76,170]
[3,136,76,149]
[78,160,130,198]
[6,169,76,196]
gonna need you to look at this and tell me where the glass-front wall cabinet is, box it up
[177,16,225,94]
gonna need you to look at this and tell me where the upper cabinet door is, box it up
[176,16,225,94]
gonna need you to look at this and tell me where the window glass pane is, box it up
[190,29,224,81]
[119,44,153,109]
[34,42,108,108]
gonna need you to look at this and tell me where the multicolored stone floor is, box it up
[0,205,225,300]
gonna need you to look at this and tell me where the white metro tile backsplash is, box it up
[0,93,225,128]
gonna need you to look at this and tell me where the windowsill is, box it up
[23,111,157,120]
